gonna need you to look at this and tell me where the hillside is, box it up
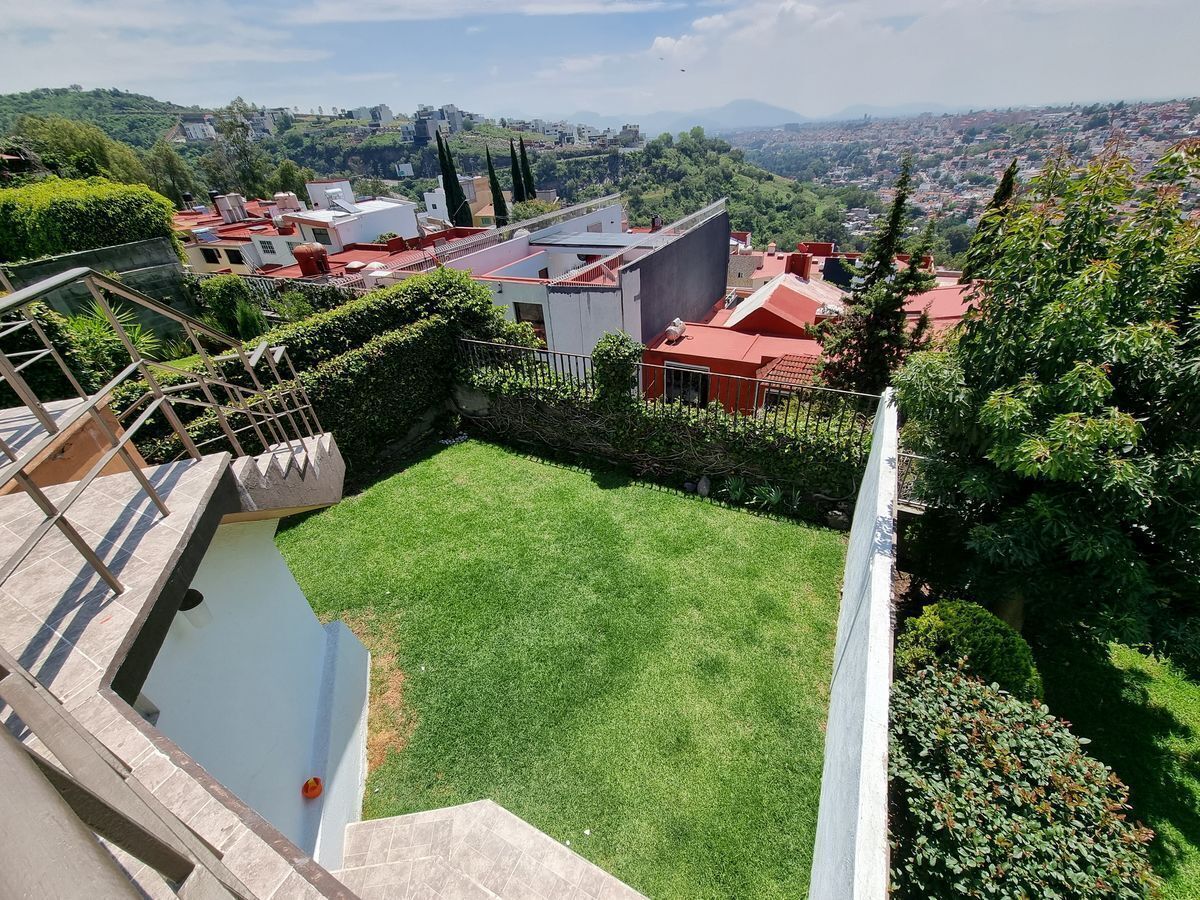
[0,88,197,149]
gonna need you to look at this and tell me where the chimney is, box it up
[181,191,194,206]
[921,254,934,270]
[786,252,814,280]
[649,214,663,233]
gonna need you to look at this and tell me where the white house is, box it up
[280,180,421,251]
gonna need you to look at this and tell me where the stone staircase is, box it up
[230,433,345,519]
[334,800,646,900]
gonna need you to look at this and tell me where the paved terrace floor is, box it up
[0,457,341,898]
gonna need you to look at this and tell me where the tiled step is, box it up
[334,800,645,900]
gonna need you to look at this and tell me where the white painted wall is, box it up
[808,390,897,900]
[487,252,550,279]
[447,235,533,277]
[140,520,369,869]
[527,203,623,240]
[545,286,625,356]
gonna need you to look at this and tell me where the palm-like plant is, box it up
[64,298,161,387]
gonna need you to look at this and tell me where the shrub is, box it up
[896,599,1043,699]
[269,291,314,324]
[890,665,1157,898]
[0,177,176,263]
[233,297,266,340]
[197,274,252,336]
[63,299,161,389]
[592,331,643,406]
[139,316,456,472]
[0,302,79,405]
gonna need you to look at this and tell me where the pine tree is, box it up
[960,158,1019,283]
[519,137,537,198]
[818,154,935,394]
[486,147,508,227]
[509,140,526,203]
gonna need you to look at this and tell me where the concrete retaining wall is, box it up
[2,238,195,332]
[808,388,898,900]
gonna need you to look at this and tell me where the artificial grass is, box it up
[1035,641,1200,898]
[277,440,846,898]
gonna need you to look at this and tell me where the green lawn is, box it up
[277,440,846,898]
[1035,641,1200,898]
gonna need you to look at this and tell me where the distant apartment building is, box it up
[180,116,217,142]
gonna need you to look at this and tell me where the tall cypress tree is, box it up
[436,131,472,227]
[509,140,526,203]
[960,158,1019,283]
[486,147,508,227]
[818,153,935,394]
[519,137,537,199]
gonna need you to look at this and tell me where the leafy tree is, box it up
[144,140,199,208]
[894,143,1200,638]
[352,176,393,198]
[511,199,556,222]
[960,157,1018,283]
[9,115,148,184]
[519,137,537,198]
[202,98,269,196]
[818,155,934,393]
[486,147,508,227]
[266,159,316,198]
[509,140,527,203]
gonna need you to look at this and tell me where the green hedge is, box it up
[140,316,456,472]
[890,665,1157,898]
[460,332,872,520]
[896,599,1043,700]
[110,267,520,441]
[0,177,177,263]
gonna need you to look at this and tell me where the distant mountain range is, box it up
[554,99,966,137]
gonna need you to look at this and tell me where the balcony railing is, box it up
[0,267,322,596]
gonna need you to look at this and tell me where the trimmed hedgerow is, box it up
[111,267,526,445]
[0,177,176,263]
[460,331,872,521]
[139,316,456,472]
[896,599,1043,700]
[889,665,1157,899]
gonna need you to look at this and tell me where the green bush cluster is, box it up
[133,268,520,471]
[462,349,871,521]
[0,177,176,263]
[890,665,1157,898]
[896,599,1043,700]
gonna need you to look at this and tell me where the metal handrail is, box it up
[0,268,323,593]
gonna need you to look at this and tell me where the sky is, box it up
[3,0,1199,121]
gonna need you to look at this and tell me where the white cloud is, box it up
[291,0,679,24]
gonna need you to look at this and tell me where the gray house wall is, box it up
[629,211,730,342]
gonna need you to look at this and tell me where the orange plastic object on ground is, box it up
[302,777,323,799]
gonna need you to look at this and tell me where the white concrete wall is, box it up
[527,203,623,241]
[140,520,369,869]
[808,389,897,900]
[545,286,625,356]
[487,252,550,279]
[449,235,533,277]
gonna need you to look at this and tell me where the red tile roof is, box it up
[905,283,974,331]
[757,353,821,387]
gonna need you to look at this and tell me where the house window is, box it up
[311,227,332,245]
[664,363,710,408]
[538,267,550,280]
[258,240,276,255]
[225,248,244,265]
[200,247,220,264]
[513,302,547,345]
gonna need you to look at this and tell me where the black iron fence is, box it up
[458,338,879,462]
